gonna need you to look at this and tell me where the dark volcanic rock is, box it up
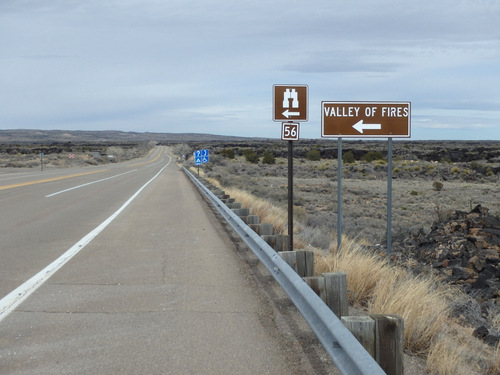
[394,205,500,344]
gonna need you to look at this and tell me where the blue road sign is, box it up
[194,149,209,164]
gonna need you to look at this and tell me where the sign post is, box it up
[194,149,209,175]
[273,85,309,251]
[321,101,411,256]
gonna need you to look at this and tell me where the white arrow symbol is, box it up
[282,109,300,118]
[352,120,382,134]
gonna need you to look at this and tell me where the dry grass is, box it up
[312,239,500,373]
[314,238,391,305]
[368,271,451,354]
[225,188,289,235]
[426,331,477,375]
[314,238,451,354]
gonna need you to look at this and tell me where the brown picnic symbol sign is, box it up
[321,101,411,138]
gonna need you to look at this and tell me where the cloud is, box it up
[0,0,499,139]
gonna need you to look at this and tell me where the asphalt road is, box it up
[0,147,312,374]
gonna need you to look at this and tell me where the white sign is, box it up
[281,123,299,141]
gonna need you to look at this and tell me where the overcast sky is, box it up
[1,0,499,140]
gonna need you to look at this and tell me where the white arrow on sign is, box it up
[282,109,301,118]
[352,120,382,134]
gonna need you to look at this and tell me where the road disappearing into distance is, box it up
[0,147,324,374]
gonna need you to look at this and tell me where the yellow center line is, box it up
[0,169,110,191]
[128,150,162,167]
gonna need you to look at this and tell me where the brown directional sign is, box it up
[322,101,411,138]
[273,85,308,122]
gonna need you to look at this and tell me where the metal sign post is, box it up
[288,139,294,251]
[337,138,342,252]
[387,138,393,256]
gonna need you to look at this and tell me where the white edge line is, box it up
[45,169,138,198]
[0,157,171,323]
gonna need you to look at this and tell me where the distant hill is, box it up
[0,129,255,144]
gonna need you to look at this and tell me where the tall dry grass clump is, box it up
[368,272,452,354]
[312,237,500,373]
[225,188,288,234]
[314,237,391,305]
[426,327,489,375]
[314,239,452,354]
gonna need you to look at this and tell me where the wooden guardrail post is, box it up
[280,251,297,270]
[259,223,273,236]
[322,272,349,318]
[280,251,314,276]
[296,250,314,277]
[233,208,250,217]
[227,201,242,209]
[371,314,404,375]
[274,234,289,252]
[244,215,259,225]
[341,316,376,358]
[303,276,327,303]
[261,235,276,249]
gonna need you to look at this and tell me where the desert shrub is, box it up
[106,146,125,162]
[342,150,355,164]
[300,225,333,249]
[314,162,330,171]
[306,148,321,161]
[170,143,192,158]
[440,156,452,163]
[261,150,275,165]
[451,166,460,173]
[220,148,235,159]
[243,149,259,164]
[207,154,226,167]
[434,203,453,223]
[293,206,307,221]
[470,161,485,173]
[433,181,444,191]
[410,190,419,196]
[361,150,384,162]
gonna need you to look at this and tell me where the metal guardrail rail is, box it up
[184,168,385,375]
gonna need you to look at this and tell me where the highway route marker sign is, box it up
[273,85,308,122]
[322,101,411,138]
[281,123,299,141]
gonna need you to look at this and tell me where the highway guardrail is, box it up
[183,167,385,375]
